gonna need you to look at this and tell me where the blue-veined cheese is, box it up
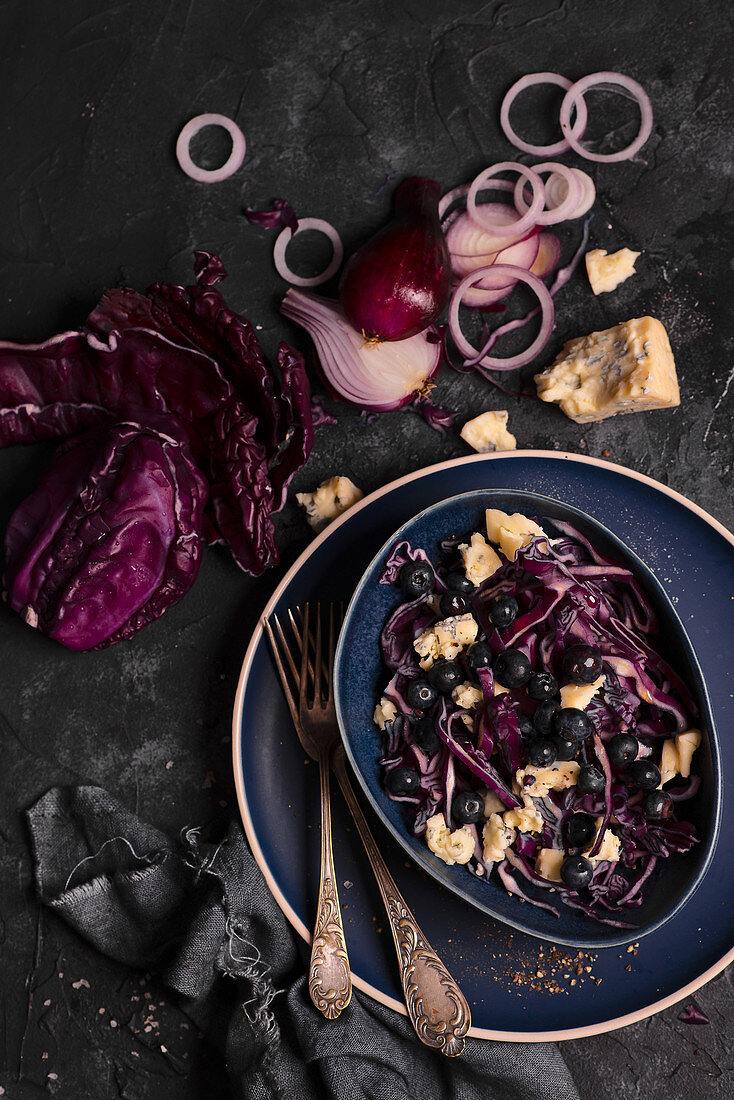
[536,848,564,882]
[560,674,605,710]
[485,509,548,561]
[503,795,544,834]
[460,409,517,453]
[482,814,516,862]
[660,729,702,785]
[586,248,640,294]
[459,531,502,585]
[413,612,478,668]
[534,316,679,423]
[373,697,397,729]
[452,681,483,710]
[425,813,475,865]
[296,475,363,529]
[514,761,580,798]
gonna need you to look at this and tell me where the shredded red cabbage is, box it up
[373,513,702,927]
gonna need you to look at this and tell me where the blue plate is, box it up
[233,453,734,1039]
[334,488,721,949]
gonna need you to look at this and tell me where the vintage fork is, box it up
[265,603,352,1020]
[266,603,471,1056]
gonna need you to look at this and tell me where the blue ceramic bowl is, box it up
[334,489,721,949]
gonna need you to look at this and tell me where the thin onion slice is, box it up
[467,163,545,239]
[176,113,247,183]
[559,72,653,163]
[448,265,554,371]
[273,217,344,287]
[513,162,581,226]
[546,168,596,218]
[500,73,587,157]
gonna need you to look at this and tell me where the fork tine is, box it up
[314,603,323,707]
[273,612,299,684]
[326,603,336,703]
[264,616,300,730]
[299,602,311,711]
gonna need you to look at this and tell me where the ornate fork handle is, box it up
[310,748,352,1018]
[332,748,470,1056]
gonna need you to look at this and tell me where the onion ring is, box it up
[273,217,344,287]
[545,168,596,218]
[500,72,587,157]
[559,72,653,162]
[448,264,554,371]
[513,161,582,225]
[175,113,247,183]
[467,162,545,239]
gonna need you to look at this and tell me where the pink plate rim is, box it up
[231,450,734,1042]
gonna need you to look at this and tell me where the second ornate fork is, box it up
[266,603,471,1056]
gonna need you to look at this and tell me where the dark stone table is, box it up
[1,1,732,1096]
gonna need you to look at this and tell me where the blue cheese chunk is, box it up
[413,613,478,668]
[296,475,363,529]
[534,316,680,423]
[460,410,517,453]
[559,674,605,711]
[459,531,502,585]
[585,248,640,295]
[425,813,475,865]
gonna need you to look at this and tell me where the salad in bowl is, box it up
[335,490,720,946]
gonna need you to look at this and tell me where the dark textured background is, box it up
[1,0,732,1096]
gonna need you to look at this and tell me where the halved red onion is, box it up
[176,113,247,183]
[281,289,441,410]
[448,265,554,371]
[530,233,561,278]
[513,162,582,225]
[273,217,344,287]
[545,168,596,218]
[500,73,588,157]
[559,72,653,162]
[467,163,545,239]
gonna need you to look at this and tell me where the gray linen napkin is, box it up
[27,785,580,1100]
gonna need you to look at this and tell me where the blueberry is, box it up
[576,764,605,794]
[453,790,484,825]
[533,700,560,736]
[406,680,438,711]
[488,594,519,630]
[399,560,434,598]
[493,648,532,689]
[518,714,535,739]
[560,854,594,889]
[562,644,603,684]
[426,660,462,695]
[439,592,470,616]
[628,759,662,790]
[565,812,596,849]
[527,671,558,702]
[553,707,594,743]
[412,717,441,755]
[554,737,577,761]
[466,642,493,670]
[446,571,474,594]
[608,733,639,767]
[643,790,674,820]
[386,767,421,796]
[526,737,556,767]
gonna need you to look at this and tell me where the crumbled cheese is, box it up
[559,674,605,711]
[586,823,621,864]
[535,848,564,882]
[425,813,475,865]
[373,697,397,730]
[296,476,363,530]
[452,681,483,710]
[515,761,580,798]
[535,316,680,424]
[585,248,641,295]
[503,795,544,834]
[413,613,479,668]
[485,509,548,561]
[494,682,509,696]
[660,729,702,785]
[482,813,516,862]
[459,532,502,586]
[460,410,517,453]
[483,790,506,816]
[460,712,475,732]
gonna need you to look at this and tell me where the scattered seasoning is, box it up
[165,761,174,770]
[602,449,610,457]
[72,978,90,989]
[492,938,601,995]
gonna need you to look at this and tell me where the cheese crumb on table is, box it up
[585,248,641,295]
[425,813,475,865]
[460,410,517,453]
[534,316,680,424]
[296,475,363,529]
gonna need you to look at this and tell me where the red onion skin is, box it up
[338,178,452,341]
